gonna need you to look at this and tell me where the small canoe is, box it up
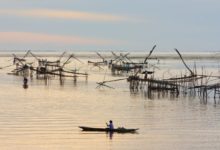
[79,126,138,133]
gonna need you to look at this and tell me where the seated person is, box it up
[106,120,114,130]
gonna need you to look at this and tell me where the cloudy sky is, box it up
[0,0,219,51]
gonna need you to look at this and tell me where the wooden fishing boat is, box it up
[79,126,138,133]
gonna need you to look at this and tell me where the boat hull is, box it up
[79,126,138,133]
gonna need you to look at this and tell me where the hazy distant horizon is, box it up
[0,49,219,53]
[0,49,219,60]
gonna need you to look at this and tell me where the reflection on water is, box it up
[0,56,220,150]
[108,132,113,140]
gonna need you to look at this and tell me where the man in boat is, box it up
[106,120,114,130]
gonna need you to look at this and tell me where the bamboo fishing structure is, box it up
[6,50,88,86]
[1,49,220,103]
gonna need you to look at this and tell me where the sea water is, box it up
[0,52,220,150]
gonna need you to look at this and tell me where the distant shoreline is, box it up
[0,51,220,60]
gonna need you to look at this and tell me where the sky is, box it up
[0,0,219,52]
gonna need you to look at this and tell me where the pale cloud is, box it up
[0,32,117,45]
[0,8,129,22]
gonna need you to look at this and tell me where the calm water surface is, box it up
[0,56,220,150]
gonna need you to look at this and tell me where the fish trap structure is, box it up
[8,51,88,86]
[127,75,180,98]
